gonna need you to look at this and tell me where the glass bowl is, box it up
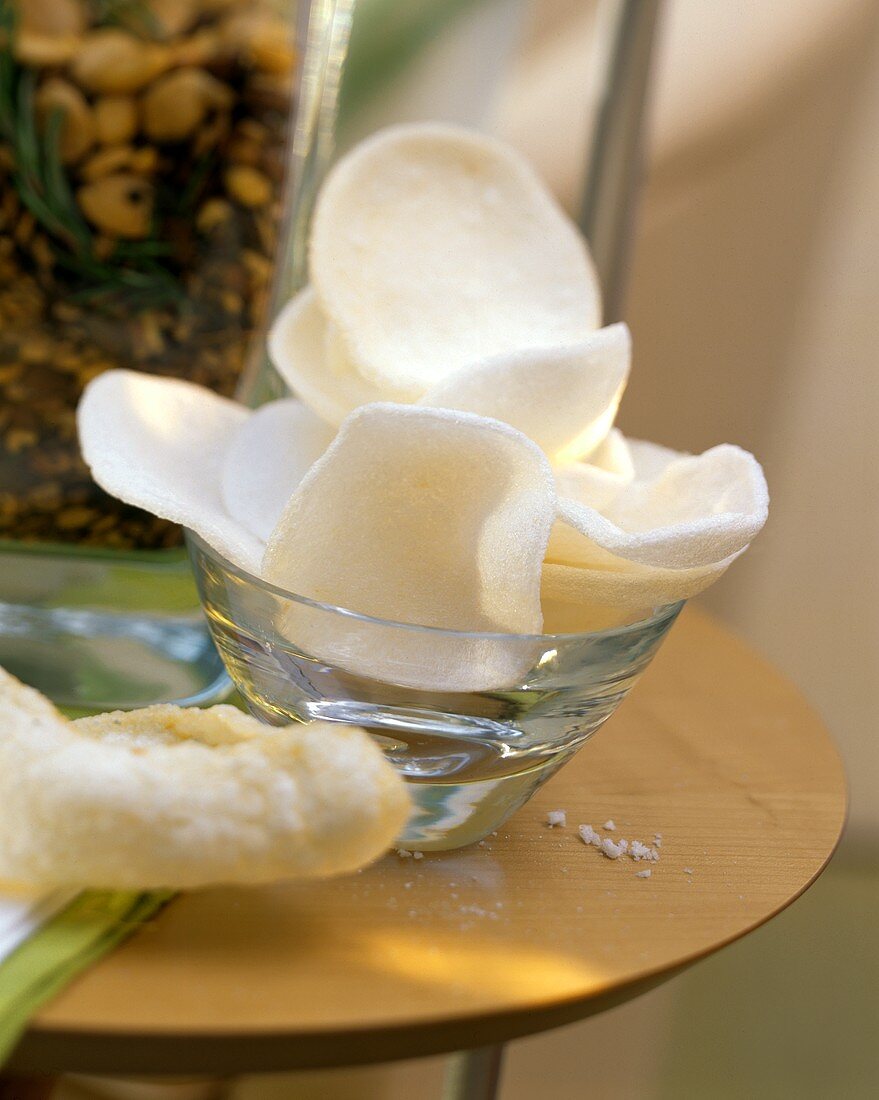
[187,533,683,850]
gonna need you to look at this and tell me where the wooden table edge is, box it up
[10,805,845,1077]
[7,609,850,1076]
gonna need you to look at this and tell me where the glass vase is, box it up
[0,0,301,707]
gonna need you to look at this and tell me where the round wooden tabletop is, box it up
[10,609,846,1077]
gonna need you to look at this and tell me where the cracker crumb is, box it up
[635,869,652,879]
[578,823,601,847]
[547,810,567,827]
[460,904,489,918]
[600,837,625,860]
[396,848,413,859]
[413,851,424,860]
[578,820,664,869]
[683,867,694,875]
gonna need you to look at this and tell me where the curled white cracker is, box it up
[551,441,769,570]
[420,324,630,465]
[221,398,334,541]
[264,403,555,632]
[540,554,738,633]
[0,668,410,890]
[310,123,601,395]
[77,370,263,573]
[586,428,636,479]
[262,403,556,691]
[268,288,396,427]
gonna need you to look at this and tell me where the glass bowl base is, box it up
[397,755,569,851]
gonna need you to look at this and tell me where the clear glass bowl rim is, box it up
[186,532,684,645]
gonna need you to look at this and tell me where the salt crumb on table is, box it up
[577,821,663,868]
[578,823,600,846]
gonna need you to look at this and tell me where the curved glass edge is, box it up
[237,0,356,407]
[185,531,685,644]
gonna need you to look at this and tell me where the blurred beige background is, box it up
[501,0,878,845]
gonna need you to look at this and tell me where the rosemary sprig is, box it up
[175,151,217,216]
[0,0,182,310]
[87,0,162,40]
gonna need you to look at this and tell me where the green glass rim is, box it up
[0,537,189,565]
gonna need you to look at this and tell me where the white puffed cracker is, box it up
[551,441,768,570]
[587,428,636,479]
[262,403,556,691]
[264,402,555,632]
[221,398,334,541]
[420,324,630,465]
[310,123,601,395]
[0,667,410,890]
[77,370,263,573]
[268,287,396,426]
[540,554,738,633]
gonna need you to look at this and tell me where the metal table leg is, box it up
[442,1045,505,1100]
[580,0,662,322]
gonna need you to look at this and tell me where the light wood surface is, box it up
[10,609,845,1076]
